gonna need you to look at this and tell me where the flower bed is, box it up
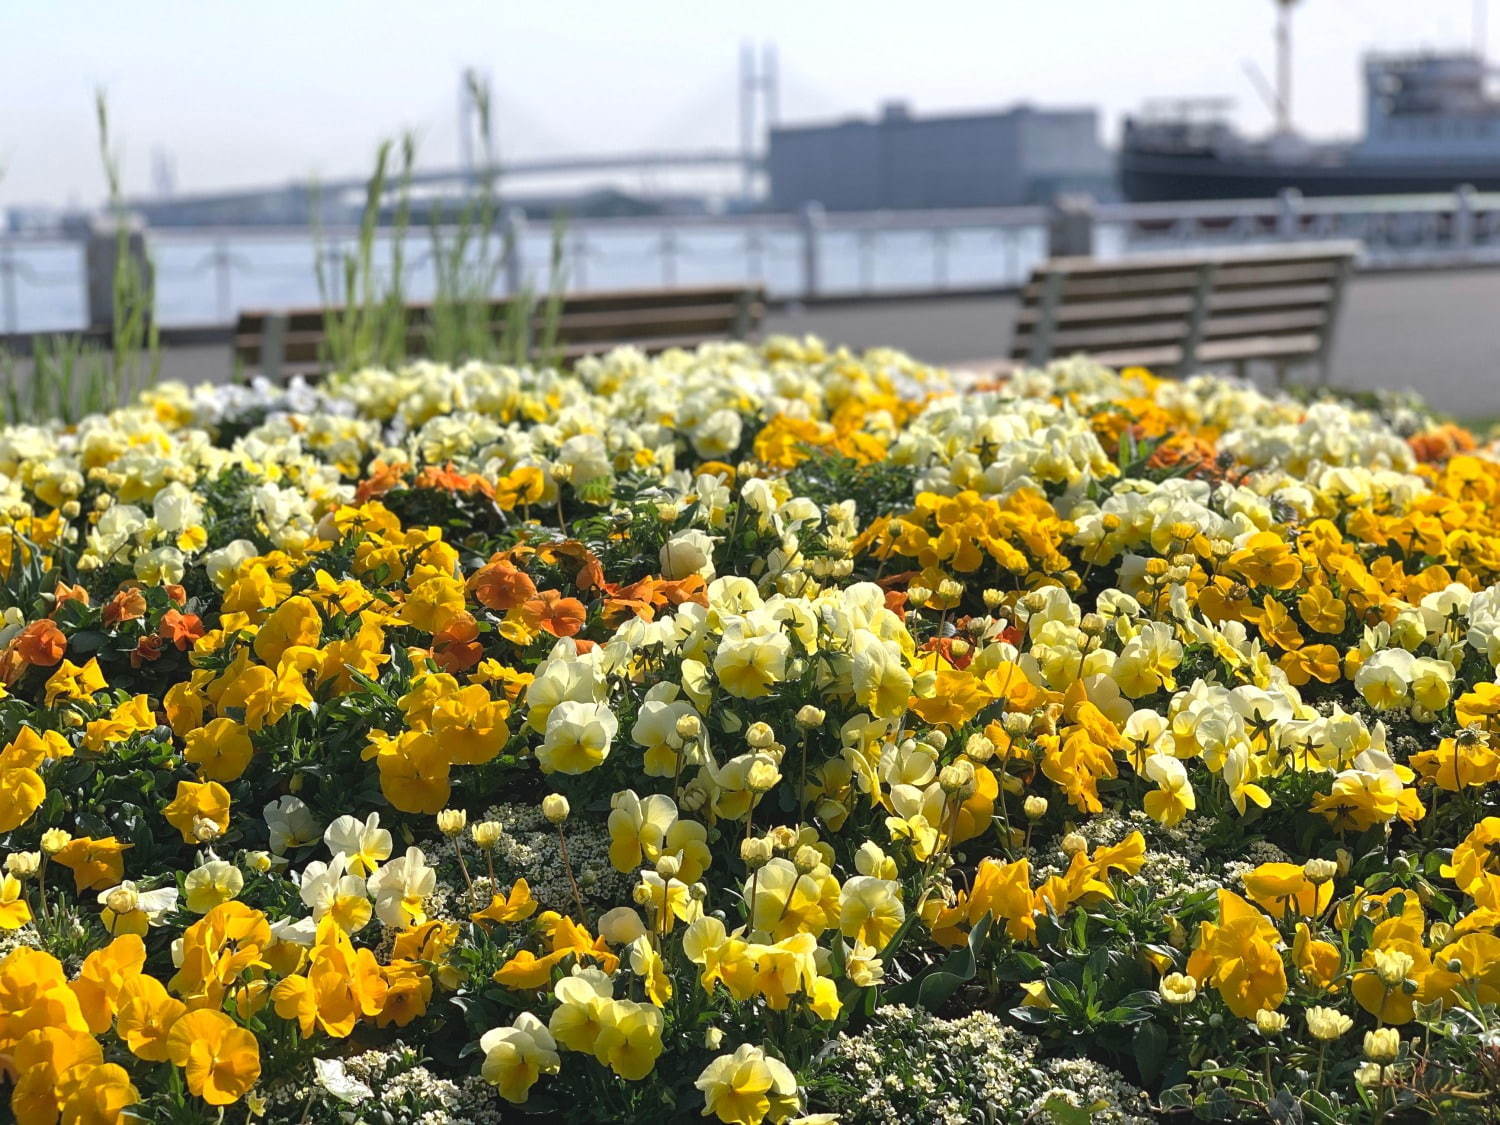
[0,339,1496,1123]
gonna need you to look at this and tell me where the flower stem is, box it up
[555,825,586,923]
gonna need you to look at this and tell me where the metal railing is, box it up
[3,187,1499,334]
[1094,186,1500,265]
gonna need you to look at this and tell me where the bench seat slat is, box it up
[1015,284,1335,331]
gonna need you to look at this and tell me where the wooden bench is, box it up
[234,283,767,381]
[1007,241,1359,382]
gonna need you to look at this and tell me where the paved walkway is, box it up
[23,267,1500,420]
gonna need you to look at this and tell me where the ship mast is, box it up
[1275,0,1298,134]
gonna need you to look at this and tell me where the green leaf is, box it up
[68,630,109,655]
[1133,1020,1168,1084]
[1041,1094,1108,1125]
[1158,1085,1195,1111]
[886,913,991,1011]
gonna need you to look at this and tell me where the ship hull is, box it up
[1119,150,1500,201]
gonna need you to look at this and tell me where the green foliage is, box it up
[318,73,573,377]
[316,136,417,374]
[787,451,914,523]
[0,92,159,426]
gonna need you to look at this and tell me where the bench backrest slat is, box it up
[234,284,767,379]
[1009,241,1358,375]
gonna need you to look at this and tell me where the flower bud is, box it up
[1255,1009,1288,1035]
[192,817,222,843]
[703,1027,724,1050]
[745,756,781,793]
[678,782,708,813]
[745,722,775,750]
[1306,1005,1353,1041]
[470,821,504,851]
[655,855,681,879]
[1061,832,1087,857]
[795,705,826,728]
[541,794,570,825]
[105,885,139,916]
[964,733,995,762]
[1372,948,1414,986]
[793,846,821,874]
[244,851,273,874]
[1159,972,1197,1005]
[40,829,70,856]
[938,760,976,800]
[674,713,702,740]
[1363,1028,1399,1063]
[436,809,467,839]
[5,852,40,879]
[1303,857,1338,885]
[1023,796,1049,820]
[740,837,773,869]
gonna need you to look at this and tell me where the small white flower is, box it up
[264,795,322,856]
[314,1057,373,1104]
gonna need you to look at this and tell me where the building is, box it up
[767,101,1114,212]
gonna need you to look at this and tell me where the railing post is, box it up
[799,202,824,299]
[215,237,232,322]
[0,244,16,334]
[1179,262,1218,374]
[1454,184,1476,256]
[660,229,677,287]
[858,229,875,293]
[571,236,588,290]
[1047,194,1095,258]
[1277,188,1302,240]
[745,228,764,283]
[503,207,527,295]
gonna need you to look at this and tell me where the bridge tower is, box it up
[739,41,779,200]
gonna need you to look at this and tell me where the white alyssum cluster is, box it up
[261,1046,511,1125]
[420,800,632,917]
[814,1005,1150,1125]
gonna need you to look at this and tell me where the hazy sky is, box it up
[1,0,1492,207]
